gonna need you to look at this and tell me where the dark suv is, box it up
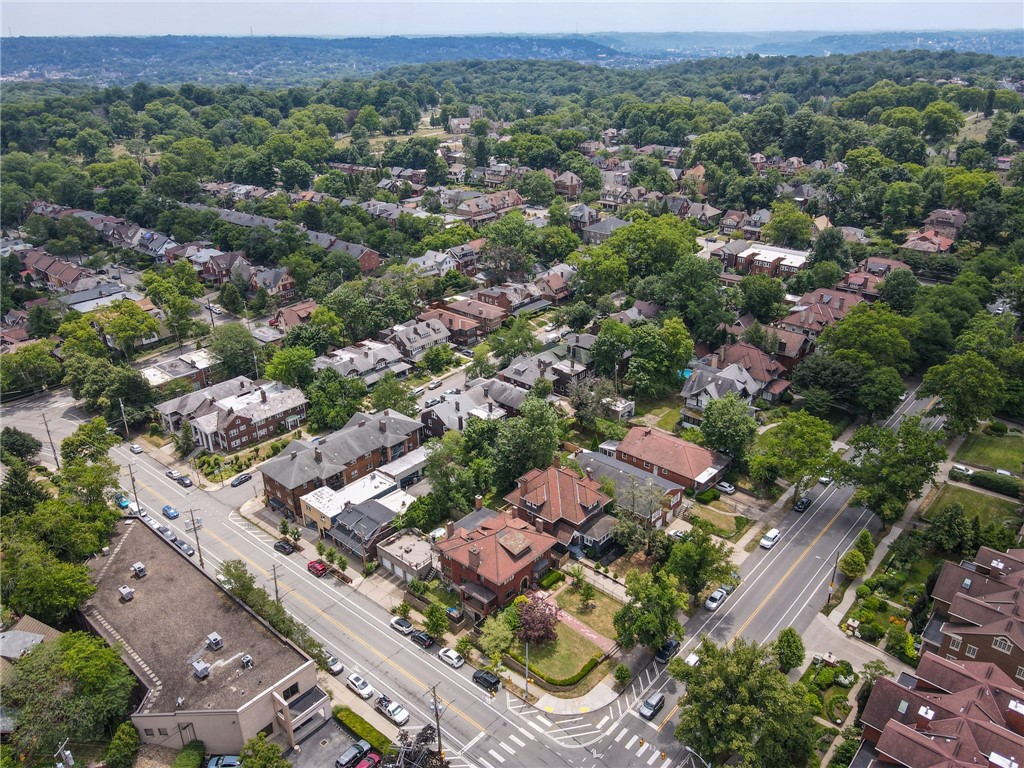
[410,630,435,648]
[794,495,812,513]
[473,669,501,693]
[655,638,681,664]
[273,540,295,555]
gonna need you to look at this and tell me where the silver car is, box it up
[346,673,374,699]
[704,588,728,611]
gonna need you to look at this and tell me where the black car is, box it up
[655,638,681,664]
[472,669,501,693]
[230,473,253,488]
[794,495,812,513]
[176,475,193,488]
[410,630,435,649]
[175,539,196,557]
[335,739,372,768]
[639,692,665,720]
[273,540,295,555]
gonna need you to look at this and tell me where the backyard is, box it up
[690,502,752,541]
[922,483,1022,530]
[955,429,1024,474]
[633,396,682,433]
[513,622,601,682]
[555,585,622,640]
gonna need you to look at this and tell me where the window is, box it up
[965,645,978,658]
[643,461,650,469]
[1016,667,1024,681]
[994,637,1013,654]
[283,682,300,700]
[949,637,962,651]
[158,728,168,736]
[144,729,155,737]
[229,428,239,436]
[231,440,241,448]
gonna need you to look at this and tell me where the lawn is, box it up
[423,578,461,609]
[632,396,682,433]
[955,430,1024,474]
[514,622,601,682]
[923,483,1022,530]
[692,503,751,541]
[556,586,623,640]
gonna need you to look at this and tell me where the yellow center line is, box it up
[134,480,489,734]
[658,703,679,731]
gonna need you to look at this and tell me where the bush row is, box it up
[969,471,1023,498]
[538,570,565,590]
[333,705,391,755]
[505,650,603,687]
[171,741,205,768]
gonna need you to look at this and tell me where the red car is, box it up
[307,560,328,577]
[354,754,381,768]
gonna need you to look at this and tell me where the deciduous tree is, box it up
[749,411,833,500]
[517,594,558,645]
[919,350,1005,436]
[774,627,805,673]
[613,570,684,651]
[666,520,734,609]
[700,392,758,466]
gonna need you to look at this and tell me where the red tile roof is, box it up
[437,514,557,586]
[504,465,610,526]
[617,427,728,485]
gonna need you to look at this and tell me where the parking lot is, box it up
[285,719,353,768]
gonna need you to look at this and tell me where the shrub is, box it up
[538,570,565,590]
[837,660,855,677]
[613,663,631,686]
[147,422,162,437]
[362,561,378,576]
[858,623,885,643]
[695,489,720,504]
[829,738,860,768]
[104,722,140,768]
[815,667,836,689]
[971,471,1024,498]
[862,595,882,612]
[408,578,428,597]
[987,420,1008,435]
[334,706,391,754]
[394,601,411,619]
[171,741,205,768]
[855,585,872,600]
[879,572,908,594]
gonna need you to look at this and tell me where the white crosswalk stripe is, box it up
[625,735,639,750]
[647,749,661,765]
[508,735,526,747]
[487,749,506,763]
[499,742,515,755]
[615,728,628,743]
[637,742,649,757]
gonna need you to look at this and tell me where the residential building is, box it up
[577,450,684,527]
[448,117,472,134]
[614,426,730,491]
[901,230,955,253]
[705,342,790,403]
[679,362,761,425]
[249,268,296,301]
[475,283,548,316]
[741,209,772,241]
[417,307,482,346]
[84,519,327,753]
[385,318,451,363]
[376,529,437,583]
[923,208,969,239]
[606,301,663,326]
[142,349,223,391]
[455,190,524,225]
[837,258,912,302]
[446,298,506,333]
[498,338,594,395]
[466,377,531,417]
[18,249,92,290]
[269,299,319,333]
[437,513,558,621]
[534,263,576,304]
[779,289,864,340]
[56,283,140,313]
[582,216,629,245]
[313,340,411,387]
[420,386,507,439]
[719,210,749,236]
[554,171,583,198]
[408,250,458,277]
[191,249,251,286]
[259,410,423,516]
[447,237,487,276]
[568,203,601,233]
[685,203,723,228]
[719,243,810,278]
[504,458,615,556]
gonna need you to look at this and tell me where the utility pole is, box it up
[826,551,839,607]
[525,641,530,700]
[271,564,280,602]
[54,738,74,768]
[206,302,217,328]
[429,684,445,762]
[118,397,130,440]
[41,411,60,470]
[187,508,206,570]
[252,349,260,379]
[127,464,142,511]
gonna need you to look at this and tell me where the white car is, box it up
[704,588,728,611]
[390,616,414,635]
[379,699,410,726]
[438,648,464,668]
[346,673,374,699]
[759,528,782,550]
[129,444,143,454]
[952,464,975,477]
[714,481,736,495]
[327,655,344,675]
[667,530,687,541]
[819,475,831,485]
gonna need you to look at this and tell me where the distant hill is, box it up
[1,30,1020,87]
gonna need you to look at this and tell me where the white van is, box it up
[127,501,146,516]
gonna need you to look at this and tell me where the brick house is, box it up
[446,299,506,333]
[385,318,451,363]
[568,203,601,233]
[455,190,525,225]
[779,289,864,341]
[554,171,583,198]
[181,380,308,453]
[923,208,968,240]
[313,340,411,388]
[250,268,296,300]
[19,249,92,290]
[614,426,730,492]
[269,299,319,332]
[259,410,423,517]
[576,450,684,527]
[582,216,629,245]
[437,513,558,621]
[901,230,955,253]
[417,307,482,346]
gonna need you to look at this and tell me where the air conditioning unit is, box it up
[192,660,211,679]
[241,654,254,669]
[118,585,135,601]
[132,562,146,578]
[206,632,223,651]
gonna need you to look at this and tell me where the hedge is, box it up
[969,471,1024,498]
[506,649,603,687]
[333,706,391,755]
[695,488,720,504]
[171,741,205,768]
[538,570,565,590]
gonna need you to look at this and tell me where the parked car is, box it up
[667,529,688,541]
[156,526,177,543]
[307,560,328,577]
[166,469,182,480]
[410,630,435,649]
[389,616,414,635]
[207,304,223,315]
[638,692,665,720]
[427,380,443,390]
[375,695,410,726]
[438,648,464,668]
[655,638,680,664]
[208,756,240,768]
[353,754,381,768]
[346,673,374,699]
[274,540,295,555]
[327,655,344,675]
[129,444,143,454]
[336,740,372,768]
[714,481,736,495]
[174,540,195,557]
[115,494,131,509]
[996,469,1015,477]
[176,475,193,487]
[819,475,832,485]
[472,669,501,693]
[443,388,458,396]
[411,386,425,397]
[759,528,782,550]
[704,588,728,612]
[424,397,441,408]
[230,473,253,487]
[111,272,121,279]
[162,505,180,520]
[793,495,812,513]
[952,464,975,477]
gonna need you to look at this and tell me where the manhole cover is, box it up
[319,740,329,748]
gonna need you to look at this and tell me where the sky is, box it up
[3,0,1021,37]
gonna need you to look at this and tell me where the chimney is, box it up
[488,402,494,413]
[535,518,545,534]
[446,520,455,538]
[915,705,935,730]
[289,450,297,460]
[1008,700,1024,734]
[710,353,720,369]
[838,297,845,310]
[585,467,594,480]
[553,454,561,469]
[468,546,481,569]
[379,419,386,433]
[314,447,322,463]
[458,415,464,431]
[260,388,267,402]
[474,494,483,510]
[358,419,366,428]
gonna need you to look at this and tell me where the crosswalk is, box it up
[447,717,538,768]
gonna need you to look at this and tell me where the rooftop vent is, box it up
[101,546,110,557]
[192,660,211,679]
[241,654,254,669]
[207,632,223,651]
[132,562,146,578]
[962,578,973,589]
[118,585,135,601]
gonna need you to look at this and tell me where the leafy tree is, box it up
[519,170,556,206]
[670,637,818,768]
[602,214,698,280]
[878,269,920,315]
[517,594,558,645]
[60,417,120,464]
[370,372,419,417]
[922,100,965,142]
[239,733,290,768]
[97,299,161,359]
[839,548,867,579]
[578,580,597,610]
[569,247,628,302]
[810,227,853,270]
[855,529,876,561]
[666,519,734,609]
[2,539,97,626]
[536,225,581,263]
[493,397,561,490]
[818,303,918,375]
[0,340,63,394]
[762,200,813,249]
[548,196,570,227]
[209,322,261,378]
[857,365,906,420]
[774,627,805,673]
[27,305,59,338]
[279,159,313,191]
[700,392,758,466]
[749,411,833,500]
[466,347,497,379]
[57,316,107,359]
[489,316,541,367]
[424,603,449,640]
[219,282,245,314]
[479,614,515,668]
[613,570,684,651]
[422,343,455,374]
[61,356,156,429]
[919,350,1005,436]
[739,273,786,323]
[1,459,49,516]
[926,502,975,554]
[0,426,42,463]
[558,301,596,332]
[264,346,315,388]
[423,431,486,517]
[103,723,140,768]
[882,181,924,233]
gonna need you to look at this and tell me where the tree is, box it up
[60,417,120,464]
[922,100,965,142]
[424,603,449,640]
[548,196,570,227]
[926,502,974,554]
[517,594,558,644]
[855,529,876,561]
[219,282,244,314]
[493,397,562,490]
[370,372,418,417]
[466,346,497,379]
[27,304,59,338]
[0,340,62,394]
[878,269,920,315]
[839,548,868,579]
[0,426,42,463]
[279,159,313,191]
[489,316,541,367]
[740,273,786,323]
[103,723,140,768]
[670,637,818,768]
[857,365,906,420]
[810,227,853,270]
[763,200,813,249]
[305,368,366,431]
[1,459,49,516]
[479,614,515,668]
[239,733,290,768]
[919,351,1005,436]
[422,343,455,374]
[97,299,160,359]
[578,580,597,611]
[748,411,833,500]
[818,303,918,375]
[613,570,684,651]
[666,519,734,609]
[518,170,556,206]
[265,346,315,388]
[774,627,805,673]
[882,182,924,233]
[209,322,261,378]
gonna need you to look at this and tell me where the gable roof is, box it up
[617,427,729,486]
[436,514,557,586]
[504,465,610,527]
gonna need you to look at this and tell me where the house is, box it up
[447,237,487,276]
[484,163,513,188]
[455,190,524,224]
[314,340,411,388]
[376,529,436,583]
[504,458,614,556]
[269,299,319,333]
[498,338,594,396]
[780,156,806,176]
[554,171,583,198]
[606,300,663,326]
[838,226,869,244]
[299,473,414,557]
[901,230,955,253]
[568,203,601,233]
[326,240,380,274]
[3,308,29,328]
[249,268,296,300]
[779,289,864,340]
[447,163,467,184]
[446,298,506,332]
[923,208,969,240]
[614,427,730,492]
[385,318,451,363]
[744,244,810,279]
[19,250,92,290]
[197,250,251,285]
[417,307,482,346]
[534,263,576,304]
[582,216,629,245]
[83,520,327,753]
[408,249,458,277]
[437,513,558,621]
[683,164,708,196]
[56,283,139,313]
[420,385,507,438]
[837,259,912,302]
[742,209,772,241]
[142,349,223,391]
[259,410,424,517]
[576,450,684,526]
[811,215,832,238]
[476,282,548,316]
[448,117,472,134]
[685,203,723,228]
[719,210,749,236]
[706,342,790,403]
[465,377,531,418]
[679,363,761,425]
[858,651,1024,767]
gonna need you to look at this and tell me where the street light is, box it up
[685,746,712,768]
